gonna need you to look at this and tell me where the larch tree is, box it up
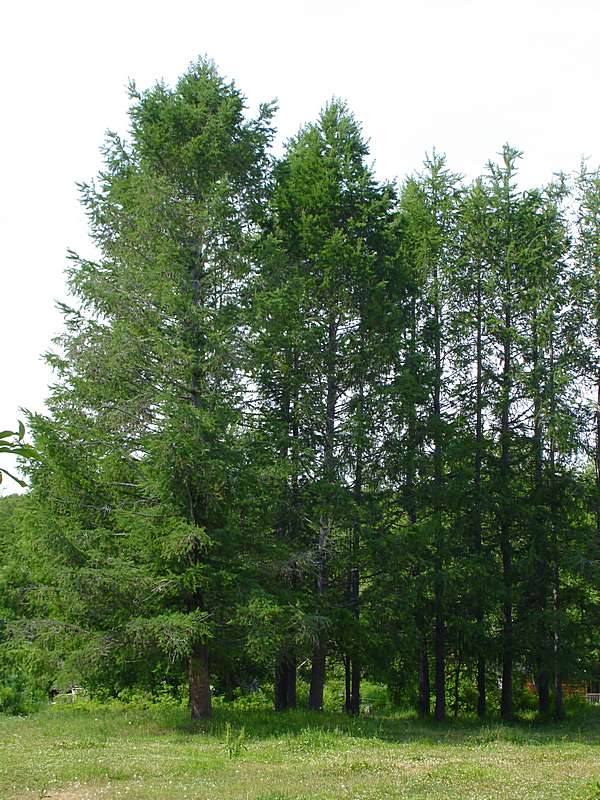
[573,165,600,543]
[485,145,523,721]
[450,177,495,717]
[26,59,275,720]
[268,100,395,712]
[397,154,461,721]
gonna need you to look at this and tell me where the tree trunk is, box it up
[309,641,326,711]
[476,641,486,718]
[406,294,429,719]
[418,626,431,718]
[531,313,550,717]
[453,653,461,718]
[286,660,297,709]
[499,303,513,722]
[189,643,212,720]
[275,659,289,711]
[433,560,445,721]
[596,369,600,543]
[433,268,445,723]
[350,658,360,716]
[274,381,297,713]
[474,263,486,718]
[500,537,513,721]
[553,575,564,721]
[309,512,329,711]
[275,656,297,711]
[348,381,363,717]
[344,654,351,713]
[549,338,564,722]
[187,246,212,722]
[537,669,550,715]
[309,316,337,711]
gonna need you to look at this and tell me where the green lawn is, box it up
[2,702,600,800]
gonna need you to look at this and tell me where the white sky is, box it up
[1,0,599,491]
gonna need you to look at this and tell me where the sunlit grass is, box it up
[2,702,600,799]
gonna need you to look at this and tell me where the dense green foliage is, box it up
[2,58,600,723]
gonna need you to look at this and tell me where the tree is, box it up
[26,59,275,719]
[266,100,395,712]
[573,165,600,543]
[393,154,461,721]
[449,177,495,717]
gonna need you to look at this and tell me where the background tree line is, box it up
[1,58,599,722]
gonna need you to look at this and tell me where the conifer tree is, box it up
[485,146,523,720]
[26,59,275,720]
[574,165,600,543]
[396,154,460,721]
[268,101,394,711]
[450,178,495,717]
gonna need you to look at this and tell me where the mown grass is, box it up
[2,701,600,799]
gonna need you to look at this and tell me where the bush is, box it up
[0,671,43,715]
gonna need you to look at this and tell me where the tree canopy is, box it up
[2,58,600,723]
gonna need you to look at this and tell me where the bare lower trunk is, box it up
[417,623,431,718]
[499,300,513,723]
[432,248,445,724]
[453,655,461,717]
[474,269,486,718]
[553,574,564,720]
[476,628,486,717]
[434,561,445,721]
[596,374,600,543]
[350,657,360,716]
[309,512,329,711]
[500,540,513,721]
[309,316,337,711]
[344,650,360,716]
[275,656,297,711]
[275,658,288,711]
[537,668,550,715]
[309,643,326,711]
[286,660,297,709]
[549,336,564,722]
[189,643,211,720]
[344,655,351,713]
[531,314,550,718]
[554,674,564,721]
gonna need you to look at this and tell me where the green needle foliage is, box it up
[3,59,600,725]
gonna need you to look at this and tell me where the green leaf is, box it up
[0,467,27,487]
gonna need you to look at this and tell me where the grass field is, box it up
[2,702,600,800]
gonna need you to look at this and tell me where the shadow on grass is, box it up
[169,704,600,747]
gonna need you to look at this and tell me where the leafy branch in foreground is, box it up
[0,422,40,486]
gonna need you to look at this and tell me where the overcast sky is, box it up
[1,0,599,490]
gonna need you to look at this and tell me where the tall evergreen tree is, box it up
[26,59,275,720]
[574,165,600,543]
[267,101,395,712]
[396,154,460,721]
[450,178,495,717]
[485,146,523,720]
